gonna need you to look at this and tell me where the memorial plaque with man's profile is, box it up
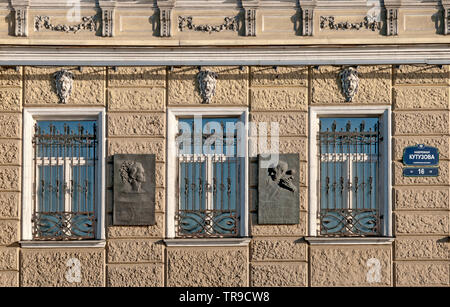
[113,154,156,225]
[258,154,300,225]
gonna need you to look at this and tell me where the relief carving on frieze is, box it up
[178,16,238,34]
[35,15,98,33]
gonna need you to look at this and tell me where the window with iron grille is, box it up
[175,117,242,238]
[318,117,381,236]
[32,120,98,240]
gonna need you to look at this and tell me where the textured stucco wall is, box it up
[0,65,448,287]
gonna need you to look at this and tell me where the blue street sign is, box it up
[403,167,439,177]
[403,144,439,166]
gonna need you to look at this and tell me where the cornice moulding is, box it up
[256,0,297,8]
[1,45,449,66]
[98,0,117,9]
[174,0,237,8]
[314,0,373,8]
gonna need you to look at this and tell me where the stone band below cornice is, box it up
[0,44,449,66]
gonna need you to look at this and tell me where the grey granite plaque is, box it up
[258,154,300,224]
[113,154,156,225]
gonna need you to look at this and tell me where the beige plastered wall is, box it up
[0,64,448,287]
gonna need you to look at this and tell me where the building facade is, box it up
[0,0,449,287]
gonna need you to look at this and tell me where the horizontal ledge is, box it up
[20,240,106,249]
[0,45,450,66]
[305,237,395,245]
[164,237,251,247]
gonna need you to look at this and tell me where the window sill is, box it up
[164,237,251,247]
[305,237,394,245]
[20,240,106,249]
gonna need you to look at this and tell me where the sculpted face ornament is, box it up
[53,70,74,104]
[197,69,218,104]
[120,161,146,192]
[339,67,359,102]
[268,161,296,193]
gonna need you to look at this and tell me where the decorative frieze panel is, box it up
[35,15,98,33]
[178,16,239,34]
[320,15,381,31]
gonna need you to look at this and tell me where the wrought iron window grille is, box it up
[32,121,98,240]
[175,118,241,238]
[318,118,381,237]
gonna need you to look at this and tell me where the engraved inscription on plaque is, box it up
[113,154,156,225]
[258,154,300,225]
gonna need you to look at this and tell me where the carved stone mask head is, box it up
[339,67,359,102]
[120,161,146,192]
[197,69,218,104]
[53,69,74,104]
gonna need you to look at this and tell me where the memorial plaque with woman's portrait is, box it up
[113,154,156,225]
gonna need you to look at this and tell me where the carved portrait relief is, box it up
[119,161,146,193]
[53,69,74,104]
[197,69,218,104]
[113,154,155,226]
[258,154,300,225]
[339,67,359,102]
[268,161,296,193]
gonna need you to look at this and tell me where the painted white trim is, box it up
[308,106,392,237]
[304,237,395,245]
[19,240,106,249]
[21,107,106,242]
[166,107,249,239]
[19,240,106,248]
[1,45,450,66]
[163,238,251,247]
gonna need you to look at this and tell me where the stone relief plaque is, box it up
[113,154,155,225]
[258,154,300,224]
